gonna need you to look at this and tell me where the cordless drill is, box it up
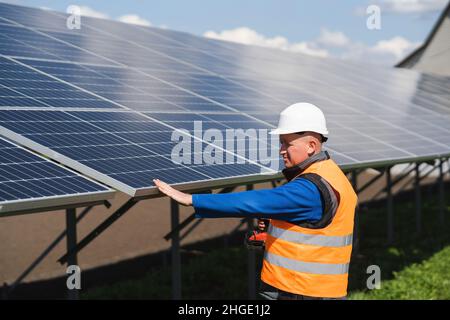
[245,219,269,250]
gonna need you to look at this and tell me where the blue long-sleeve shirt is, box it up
[192,178,323,224]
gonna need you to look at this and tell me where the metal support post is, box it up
[415,163,422,234]
[439,158,445,224]
[171,199,181,300]
[351,171,360,255]
[246,184,256,299]
[65,208,79,300]
[386,167,394,244]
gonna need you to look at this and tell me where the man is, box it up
[154,102,357,300]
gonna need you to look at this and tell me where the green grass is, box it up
[83,188,450,300]
[349,245,450,299]
[346,198,450,299]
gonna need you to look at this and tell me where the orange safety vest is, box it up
[260,158,357,298]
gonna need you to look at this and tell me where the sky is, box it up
[2,0,449,65]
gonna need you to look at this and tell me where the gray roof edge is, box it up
[396,0,450,67]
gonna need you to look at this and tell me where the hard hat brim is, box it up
[269,128,328,136]
[269,128,285,135]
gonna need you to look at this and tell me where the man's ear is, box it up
[307,140,316,156]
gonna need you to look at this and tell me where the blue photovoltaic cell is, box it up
[0,137,109,203]
[18,58,232,113]
[0,57,123,109]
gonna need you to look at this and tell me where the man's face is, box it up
[279,133,317,168]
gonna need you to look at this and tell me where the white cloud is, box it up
[317,28,350,47]
[66,6,152,27]
[204,26,421,65]
[205,27,282,47]
[341,36,422,65]
[78,6,109,19]
[204,27,329,58]
[118,14,151,27]
[289,42,329,57]
[354,0,447,16]
[370,36,421,59]
[380,0,448,13]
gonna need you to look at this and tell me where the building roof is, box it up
[396,1,450,76]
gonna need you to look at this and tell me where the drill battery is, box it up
[245,219,269,250]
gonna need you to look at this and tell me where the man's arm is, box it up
[154,178,323,223]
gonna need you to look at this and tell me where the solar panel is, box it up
[15,56,448,162]
[0,108,272,196]
[0,136,113,216]
[0,2,449,199]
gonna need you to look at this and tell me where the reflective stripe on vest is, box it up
[268,225,353,247]
[265,251,350,275]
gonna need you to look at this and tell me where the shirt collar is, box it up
[282,150,330,182]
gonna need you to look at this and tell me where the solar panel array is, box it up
[0,2,449,201]
[0,136,113,215]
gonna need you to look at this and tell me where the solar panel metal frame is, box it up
[0,136,115,217]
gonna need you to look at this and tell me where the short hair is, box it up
[294,132,328,143]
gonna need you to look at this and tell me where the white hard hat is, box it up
[269,102,329,137]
